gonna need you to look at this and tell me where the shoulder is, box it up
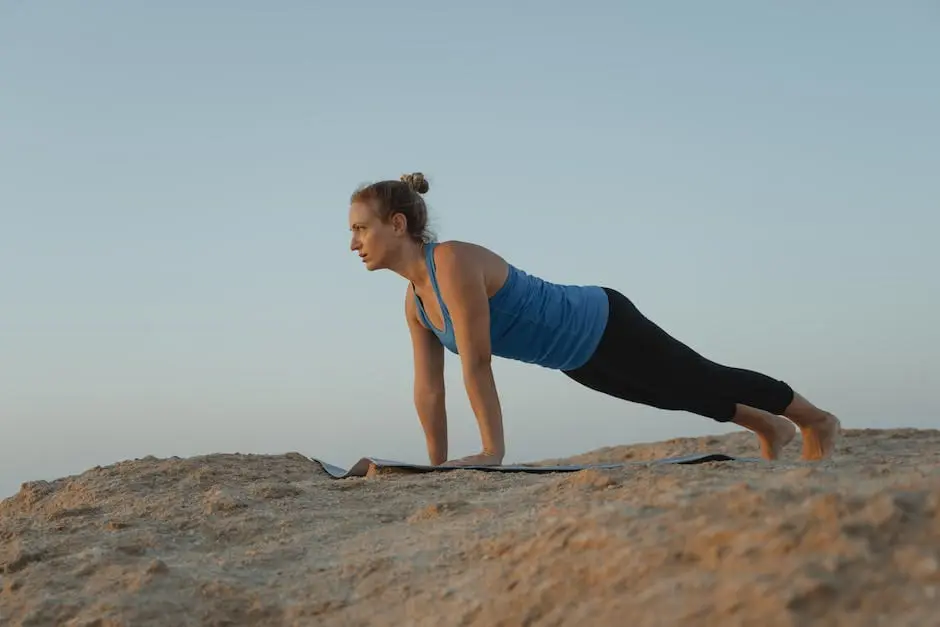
[404,281,417,309]
[403,280,422,311]
[431,241,510,303]
[429,240,472,265]
[403,283,428,330]
[431,240,502,276]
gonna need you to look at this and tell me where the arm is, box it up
[433,245,505,461]
[405,286,448,465]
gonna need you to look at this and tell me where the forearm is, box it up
[415,388,447,465]
[462,361,505,457]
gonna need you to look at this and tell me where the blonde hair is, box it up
[350,172,435,243]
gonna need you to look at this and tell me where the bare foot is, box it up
[731,404,797,461]
[757,415,797,461]
[800,412,841,461]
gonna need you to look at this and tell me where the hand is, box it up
[439,452,504,467]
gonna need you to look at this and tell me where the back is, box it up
[411,241,609,371]
[487,264,609,370]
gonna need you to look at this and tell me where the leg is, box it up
[563,360,690,412]
[565,364,798,461]
[655,331,839,460]
[661,357,838,461]
[565,288,833,460]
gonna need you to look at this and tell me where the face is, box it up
[348,201,408,271]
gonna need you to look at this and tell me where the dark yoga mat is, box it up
[311,452,759,479]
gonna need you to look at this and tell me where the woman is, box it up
[347,172,840,467]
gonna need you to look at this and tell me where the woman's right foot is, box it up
[782,392,842,461]
[800,412,841,461]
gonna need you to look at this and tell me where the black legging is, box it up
[563,288,794,422]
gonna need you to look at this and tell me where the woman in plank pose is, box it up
[347,172,840,467]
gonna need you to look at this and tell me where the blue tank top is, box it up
[413,243,609,371]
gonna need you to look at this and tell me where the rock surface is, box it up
[3,428,940,626]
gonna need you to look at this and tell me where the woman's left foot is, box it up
[758,415,797,460]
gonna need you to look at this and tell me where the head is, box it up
[348,172,434,271]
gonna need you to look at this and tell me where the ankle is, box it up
[788,408,831,427]
[732,405,781,437]
[782,393,829,428]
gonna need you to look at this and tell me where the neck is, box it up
[388,240,430,286]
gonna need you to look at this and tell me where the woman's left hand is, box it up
[439,452,504,467]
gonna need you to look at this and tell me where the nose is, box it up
[350,236,360,252]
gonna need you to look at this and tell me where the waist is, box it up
[487,266,610,370]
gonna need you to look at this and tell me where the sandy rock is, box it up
[3,429,940,626]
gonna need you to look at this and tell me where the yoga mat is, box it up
[311,452,758,479]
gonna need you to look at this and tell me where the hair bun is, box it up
[400,172,430,195]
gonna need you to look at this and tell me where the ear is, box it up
[389,212,408,236]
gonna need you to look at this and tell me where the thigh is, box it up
[595,288,720,393]
[563,358,689,411]
[570,288,741,420]
[599,289,791,413]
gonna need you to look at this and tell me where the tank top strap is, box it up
[425,242,452,328]
[412,242,453,335]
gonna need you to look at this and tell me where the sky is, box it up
[2,1,938,499]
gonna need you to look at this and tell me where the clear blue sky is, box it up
[2,1,938,498]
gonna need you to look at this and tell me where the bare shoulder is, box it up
[404,281,417,311]
[433,239,504,267]
[403,282,424,328]
[432,240,509,295]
